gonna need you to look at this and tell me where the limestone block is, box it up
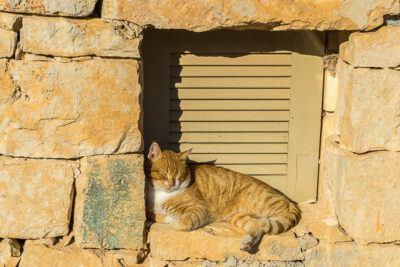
[317,115,340,210]
[75,154,145,249]
[19,243,103,267]
[103,250,143,266]
[323,73,338,112]
[20,17,141,58]
[0,12,21,31]
[0,58,142,158]
[0,157,76,239]
[304,243,400,267]
[340,26,400,68]
[0,258,19,267]
[336,63,400,153]
[102,0,399,31]
[292,202,352,245]
[0,28,17,58]
[0,238,20,267]
[149,223,302,262]
[0,0,98,17]
[328,148,400,244]
[0,239,20,258]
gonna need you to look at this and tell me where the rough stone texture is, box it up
[0,257,19,267]
[20,17,141,58]
[103,250,143,266]
[326,146,400,244]
[149,223,302,262]
[340,26,400,68]
[20,242,144,267]
[0,157,76,239]
[102,0,400,31]
[0,58,142,158]
[336,62,400,153]
[0,12,21,31]
[75,154,145,249]
[0,238,21,266]
[0,239,20,258]
[0,28,17,58]
[19,243,103,267]
[323,72,339,113]
[317,115,340,211]
[304,243,400,267]
[0,0,98,17]
[292,203,352,245]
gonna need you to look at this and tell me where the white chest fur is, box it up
[147,186,182,214]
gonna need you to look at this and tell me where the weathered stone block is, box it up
[327,147,400,244]
[0,28,17,58]
[292,203,352,245]
[19,243,103,267]
[0,239,20,258]
[336,63,400,153]
[75,154,145,249]
[0,58,142,158]
[323,73,338,112]
[20,17,141,58]
[305,243,400,267]
[0,157,76,239]
[102,0,399,31]
[149,223,302,262]
[19,242,142,267]
[0,0,98,17]
[0,12,21,31]
[340,26,400,68]
[0,238,20,267]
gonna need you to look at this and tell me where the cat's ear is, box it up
[178,149,192,161]
[148,142,162,161]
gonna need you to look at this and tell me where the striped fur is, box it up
[146,142,301,251]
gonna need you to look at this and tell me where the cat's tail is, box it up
[262,202,301,235]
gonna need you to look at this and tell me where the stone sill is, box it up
[147,203,352,262]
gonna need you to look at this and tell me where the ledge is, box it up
[148,203,352,262]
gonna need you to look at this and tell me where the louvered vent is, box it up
[168,53,291,184]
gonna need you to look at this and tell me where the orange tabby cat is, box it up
[146,142,300,251]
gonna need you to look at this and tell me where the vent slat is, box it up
[170,89,289,99]
[170,100,290,110]
[170,122,289,132]
[171,77,291,88]
[171,66,291,77]
[169,143,287,153]
[188,154,287,164]
[171,54,292,65]
[170,110,289,122]
[170,132,288,143]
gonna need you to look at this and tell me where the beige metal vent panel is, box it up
[143,30,325,202]
[169,52,290,187]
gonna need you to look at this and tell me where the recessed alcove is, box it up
[143,30,329,202]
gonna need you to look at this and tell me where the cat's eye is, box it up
[151,171,167,180]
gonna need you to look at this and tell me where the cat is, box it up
[145,142,301,252]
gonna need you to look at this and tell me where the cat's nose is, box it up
[166,181,174,188]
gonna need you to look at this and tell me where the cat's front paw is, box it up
[240,234,258,252]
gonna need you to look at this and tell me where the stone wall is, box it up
[0,3,146,265]
[0,1,399,266]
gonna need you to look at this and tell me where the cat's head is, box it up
[146,142,192,192]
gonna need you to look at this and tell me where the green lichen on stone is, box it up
[81,156,145,249]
